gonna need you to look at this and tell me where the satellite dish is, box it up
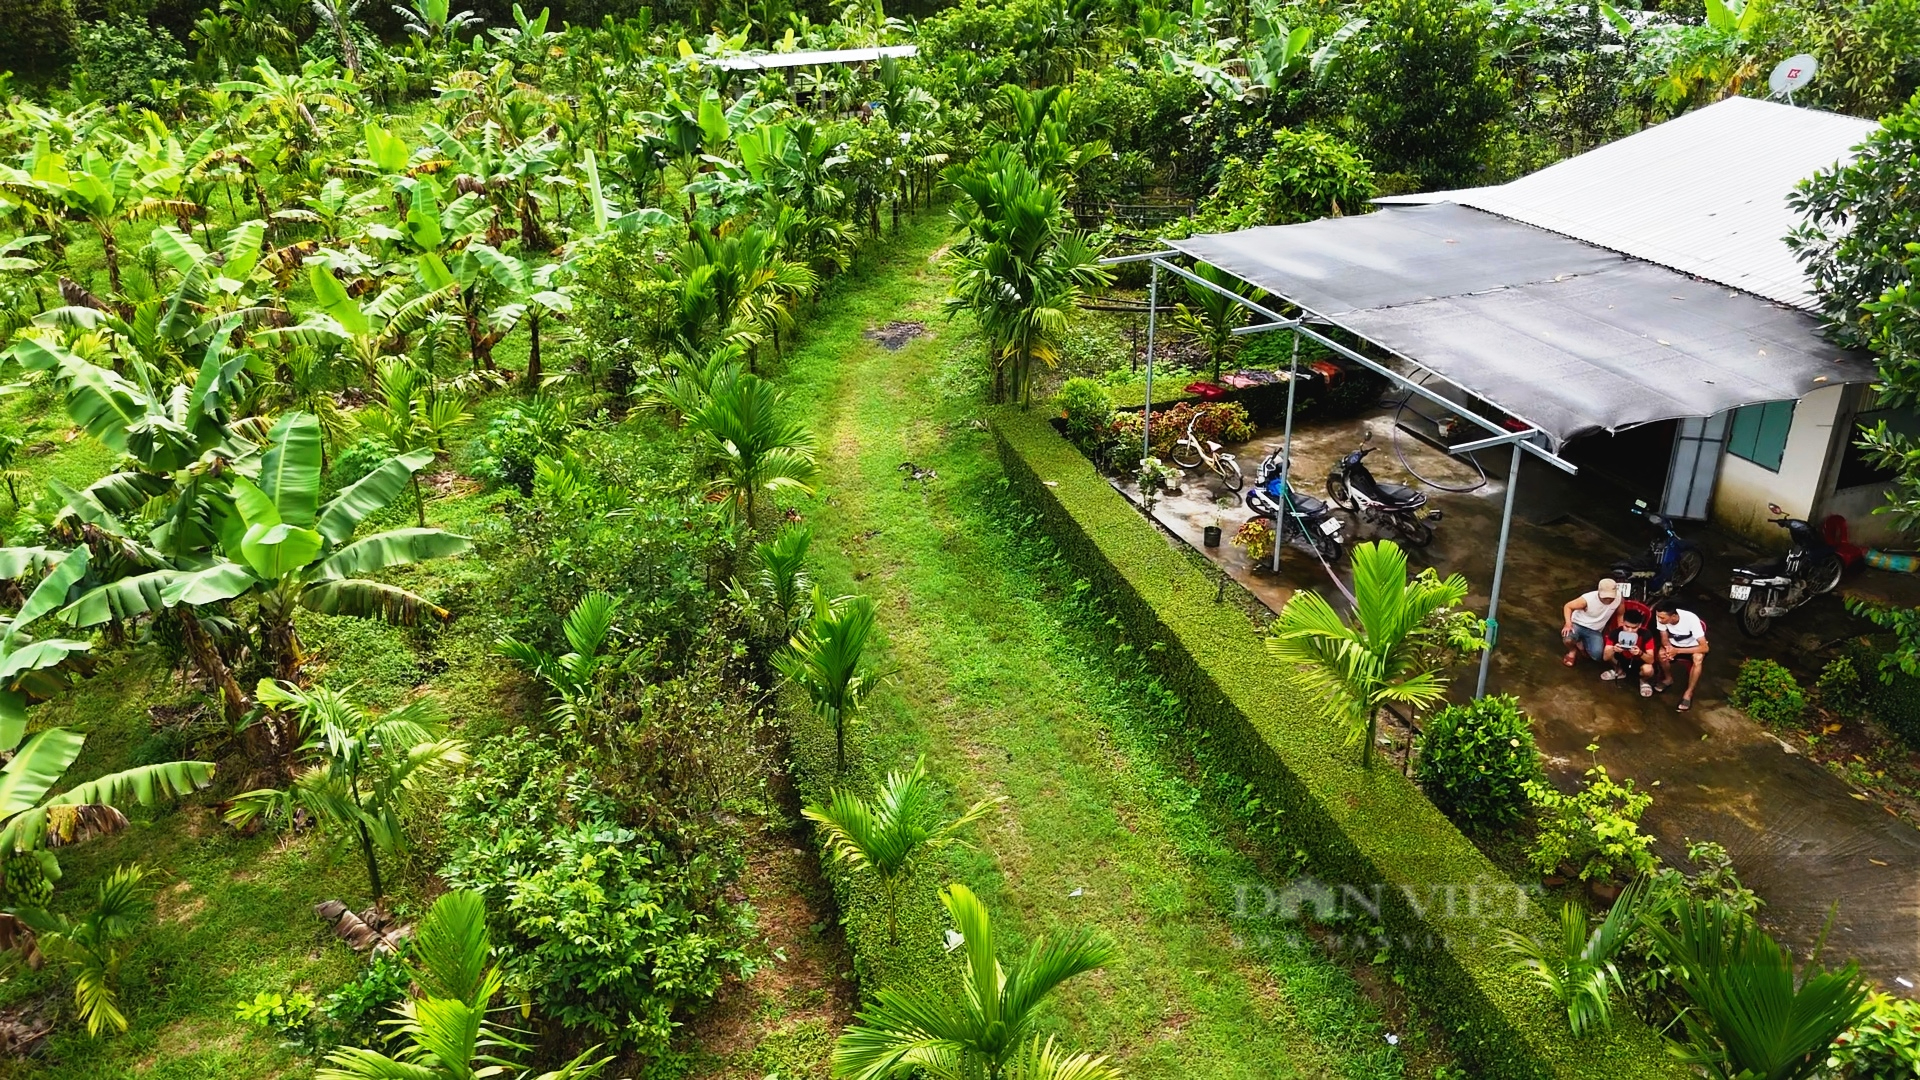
[1770,54,1818,100]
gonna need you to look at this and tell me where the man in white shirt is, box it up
[1653,599,1710,711]
[1560,578,1623,667]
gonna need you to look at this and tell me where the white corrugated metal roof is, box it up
[708,45,916,71]
[1376,97,1877,311]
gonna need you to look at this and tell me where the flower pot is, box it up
[1589,880,1623,905]
[1203,525,1223,547]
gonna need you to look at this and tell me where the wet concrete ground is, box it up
[1125,410,1920,990]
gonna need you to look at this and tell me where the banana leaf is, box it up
[299,578,450,625]
[260,412,323,527]
[315,448,435,545]
[309,529,473,582]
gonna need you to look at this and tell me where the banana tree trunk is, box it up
[176,608,247,727]
[525,313,542,389]
[97,223,122,297]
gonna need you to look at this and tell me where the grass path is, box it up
[776,219,1415,1080]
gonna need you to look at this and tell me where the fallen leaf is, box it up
[1870,858,1889,866]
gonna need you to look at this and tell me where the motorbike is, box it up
[1607,500,1704,602]
[1728,504,1844,636]
[1326,443,1439,548]
[1245,448,1345,563]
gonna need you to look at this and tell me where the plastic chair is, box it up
[1823,514,1866,570]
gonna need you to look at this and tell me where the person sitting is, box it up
[1601,601,1656,696]
[1653,599,1710,711]
[1561,578,1622,667]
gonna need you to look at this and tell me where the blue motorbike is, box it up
[1607,500,1704,603]
[1245,448,1346,564]
[1728,504,1844,637]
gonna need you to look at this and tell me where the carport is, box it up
[1107,99,1879,695]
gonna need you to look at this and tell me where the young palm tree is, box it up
[776,587,881,771]
[804,757,1001,943]
[1267,540,1477,768]
[688,372,817,526]
[12,866,152,1037]
[496,591,620,735]
[833,883,1118,1080]
[317,890,610,1080]
[224,681,466,906]
[944,148,1111,406]
[746,523,812,637]
[1497,878,1649,1036]
[1173,261,1263,382]
[1647,899,1869,1080]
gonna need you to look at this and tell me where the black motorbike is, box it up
[1608,500,1705,603]
[1327,444,1438,548]
[1245,448,1345,563]
[1728,505,1844,636]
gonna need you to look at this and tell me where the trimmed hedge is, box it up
[991,406,1684,1080]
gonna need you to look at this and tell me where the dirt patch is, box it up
[422,470,481,498]
[683,778,854,1079]
[862,321,928,351]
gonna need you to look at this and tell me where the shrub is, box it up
[474,398,575,494]
[1818,655,1867,719]
[1728,658,1806,728]
[1414,695,1543,831]
[1344,0,1510,188]
[1843,641,1920,748]
[1829,992,1920,1078]
[73,20,189,106]
[1524,752,1656,883]
[1107,401,1254,459]
[441,732,754,1058]
[1197,131,1378,231]
[1054,377,1115,454]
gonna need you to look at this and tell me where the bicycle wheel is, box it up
[1171,440,1202,469]
[1219,457,1244,492]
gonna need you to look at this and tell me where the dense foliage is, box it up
[1414,694,1543,830]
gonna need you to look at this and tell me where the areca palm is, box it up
[833,883,1118,1080]
[667,224,817,365]
[944,149,1110,406]
[804,757,1000,943]
[775,587,879,772]
[317,890,610,1080]
[1173,261,1263,382]
[496,591,619,736]
[225,680,465,905]
[1267,540,1479,768]
[12,866,152,1037]
[687,371,817,526]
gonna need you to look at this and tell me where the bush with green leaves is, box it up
[1728,658,1807,728]
[1107,400,1255,459]
[1054,377,1115,455]
[1197,131,1378,231]
[1524,752,1656,883]
[441,732,756,1059]
[475,398,576,495]
[1344,0,1510,188]
[73,20,190,105]
[1829,992,1920,1078]
[1414,695,1543,831]
[1818,654,1867,719]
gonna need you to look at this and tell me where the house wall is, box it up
[1711,384,1847,548]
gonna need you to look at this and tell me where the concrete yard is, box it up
[1121,408,1920,990]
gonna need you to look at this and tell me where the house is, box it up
[1378,98,1898,546]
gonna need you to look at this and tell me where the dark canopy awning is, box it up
[1165,203,1876,449]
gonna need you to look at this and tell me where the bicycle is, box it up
[1169,413,1244,491]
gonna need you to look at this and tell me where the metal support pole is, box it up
[1143,262,1159,468]
[1476,440,1525,698]
[1274,331,1300,574]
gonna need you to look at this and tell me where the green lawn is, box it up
[774,217,1443,1079]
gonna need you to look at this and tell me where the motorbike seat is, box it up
[1374,481,1426,509]
[1737,559,1786,579]
[1290,493,1330,517]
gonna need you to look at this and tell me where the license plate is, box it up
[1319,518,1341,536]
[1729,584,1751,600]
[1618,582,1632,598]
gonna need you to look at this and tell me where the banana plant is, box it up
[257,262,459,383]
[0,139,190,296]
[61,413,472,687]
[463,244,573,387]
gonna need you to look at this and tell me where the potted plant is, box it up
[1202,513,1223,547]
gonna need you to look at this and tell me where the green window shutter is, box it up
[1727,400,1794,472]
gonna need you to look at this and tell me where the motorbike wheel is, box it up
[1326,473,1357,512]
[1314,531,1344,565]
[1672,548,1704,591]
[1810,554,1844,595]
[1735,600,1773,637]
[1393,513,1435,548]
[1171,441,1203,469]
[1219,457,1244,492]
